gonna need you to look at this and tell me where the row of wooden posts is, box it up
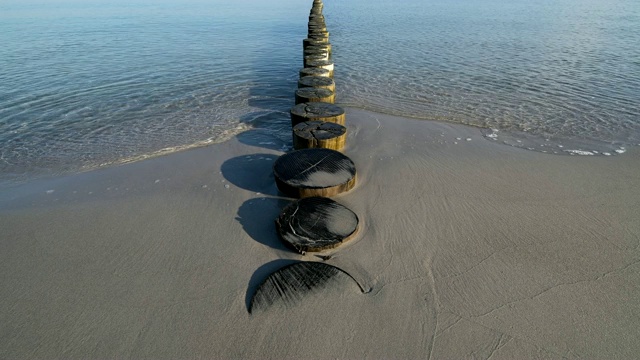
[249,0,366,313]
[271,0,360,254]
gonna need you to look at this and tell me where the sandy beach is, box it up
[1,108,639,359]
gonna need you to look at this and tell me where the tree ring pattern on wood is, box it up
[295,87,335,104]
[273,148,356,198]
[249,262,366,313]
[276,196,359,253]
[290,102,345,126]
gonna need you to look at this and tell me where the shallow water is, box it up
[331,0,640,154]
[1,0,638,184]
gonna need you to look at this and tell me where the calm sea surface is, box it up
[1,0,639,184]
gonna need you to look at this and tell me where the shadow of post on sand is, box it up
[220,153,281,196]
[236,196,292,251]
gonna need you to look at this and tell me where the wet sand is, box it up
[1,108,639,359]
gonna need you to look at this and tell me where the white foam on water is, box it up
[565,150,595,156]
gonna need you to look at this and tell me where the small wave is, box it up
[479,127,632,156]
[81,123,253,171]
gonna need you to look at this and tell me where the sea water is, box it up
[1,0,638,184]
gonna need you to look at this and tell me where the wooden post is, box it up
[299,67,331,79]
[305,59,334,77]
[298,75,335,92]
[304,42,332,56]
[249,262,366,313]
[308,24,327,31]
[304,54,329,66]
[273,148,357,198]
[304,38,329,49]
[304,48,329,59]
[290,102,346,126]
[308,30,330,38]
[293,121,346,150]
[308,33,330,42]
[295,87,335,104]
[275,197,359,253]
